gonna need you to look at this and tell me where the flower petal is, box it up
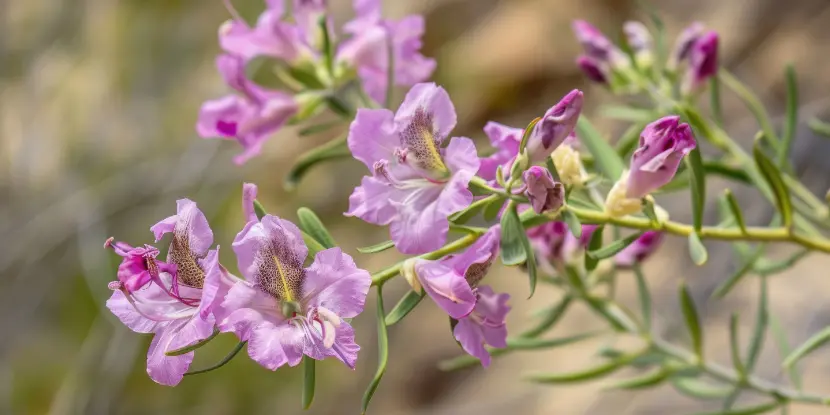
[303,321,360,369]
[414,260,476,319]
[303,248,371,318]
[395,83,456,141]
[345,175,406,225]
[145,319,195,386]
[347,108,399,171]
[106,290,164,334]
[453,318,491,367]
[443,136,481,176]
[242,182,259,223]
[247,321,305,370]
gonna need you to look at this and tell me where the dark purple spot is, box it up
[663,138,675,151]
[216,120,238,137]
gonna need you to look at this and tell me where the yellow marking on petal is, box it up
[273,256,295,303]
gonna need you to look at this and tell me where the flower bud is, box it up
[550,141,585,186]
[401,258,422,294]
[526,89,583,162]
[623,21,653,69]
[668,22,705,71]
[523,167,565,214]
[615,231,664,267]
[682,31,719,96]
[509,149,530,180]
[572,20,629,69]
[576,55,608,84]
[605,170,643,218]
[627,116,696,199]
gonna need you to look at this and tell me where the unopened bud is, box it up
[509,150,530,180]
[526,90,584,162]
[551,143,585,186]
[523,166,565,214]
[401,258,422,294]
[623,21,654,69]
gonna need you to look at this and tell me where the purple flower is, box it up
[682,31,719,95]
[338,0,436,103]
[668,22,705,71]
[527,223,597,271]
[197,54,298,164]
[627,116,696,198]
[615,231,664,267]
[623,21,653,68]
[346,83,480,254]
[218,1,310,63]
[105,200,235,386]
[576,55,608,84]
[412,227,508,366]
[523,166,564,214]
[478,122,523,181]
[526,89,584,162]
[572,20,629,68]
[222,205,371,370]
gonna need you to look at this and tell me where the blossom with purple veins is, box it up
[221,184,371,370]
[345,83,479,254]
[105,199,235,386]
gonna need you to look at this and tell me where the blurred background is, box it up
[4,0,830,414]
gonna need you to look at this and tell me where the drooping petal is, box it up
[413,260,476,319]
[106,290,164,334]
[523,166,565,214]
[302,248,371,319]
[453,317,491,367]
[196,95,250,139]
[442,226,500,288]
[145,317,212,386]
[219,20,261,60]
[443,136,481,177]
[478,122,522,181]
[347,108,399,170]
[344,175,407,225]
[248,10,303,62]
[303,321,360,369]
[247,321,305,370]
[390,15,436,86]
[232,92,299,165]
[452,285,510,367]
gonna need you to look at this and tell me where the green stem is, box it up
[184,341,247,377]
[370,234,479,286]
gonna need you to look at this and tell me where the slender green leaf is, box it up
[483,195,506,222]
[526,350,642,383]
[562,209,583,239]
[319,15,334,77]
[302,357,315,409]
[808,118,830,137]
[605,368,670,390]
[584,225,605,271]
[687,146,706,232]
[729,313,747,377]
[745,276,768,373]
[184,341,247,376]
[692,401,780,415]
[679,282,704,359]
[753,140,793,228]
[710,75,724,127]
[285,137,351,190]
[546,157,561,181]
[384,290,424,326]
[671,376,733,400]
[720,70,780,151]
[520,225,538,298]
[753,250,809,275]
[588,232,644,260]
[165,329,219,356]
[770,315,802,390]
[301,232,327,256]
[779,64,798,167]
[287,66,326,90]
[782,326,830,368]
[577,116,625,180]
[688,232,708,266]
[713,246,764,298]
[500,203,527,266]
[633,265,652,331]
[357,240,395,254]
[724,189,747,233]
[518,117,542,153]
[297,207,337,249]
[521,296,573,338]
[438,331,597,371]
[325,95,354,118]
[642,198,659,224]
[253,200,267,221]
[361,287,389,415]
[451,194,499,224]
[704,161,753,184]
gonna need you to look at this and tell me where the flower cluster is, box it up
[197,0,435,164]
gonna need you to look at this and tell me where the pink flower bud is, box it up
[623,21,653,68]
[627,116,697,198]
[668,22,706,71]
[576,55,608,84]
[526,89,583,161]
[523,166,564,214]
[615,231,664,267]
[682,31,719,95]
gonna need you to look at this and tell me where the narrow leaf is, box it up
[615,121,647,158]
[302,232,327,256]
[808,118,830,138]
[584,225,605,271]
[633,265,652,331]
[605,368,670,390]
[253,200,267,221]
[357,240,395,254]
[499,203,527,266]
[782,326,830,368]
[729,313,747,377]
[451,194,499,224]
[679,282,704,359]
[753,136,793,228]
[299,120,344,137]
[778,64,798,167]
[753,250,809,276]
[285,137,351,190]
[724,189,747,233]
[361,287,389,415]
[692,401,780,415]
[770,315,802,390]
[671,376,733,400]
[438,331,596,371]
[642,198,659,225]
[588,232,644,260]
[302,357,315,409]
[562,209,583,239]
[577,116,625,180]
[688,232,708,266]
[704,161,752,184]
[686,146,706,232]
[520,295,573,338]
[745,276,768,373]
[720,70,780,150]
[483,196,506,222]
[297,207,337,249]
[526,350,641,383]
[384,290,424,326]
[710,75,724,127]
[518,117,542,153]
[713,245,764,298]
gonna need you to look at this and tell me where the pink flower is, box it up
[668,22,706,71]
[345,83,480,254]
[412,227,507,366]
[682,31,719,95]
[526,89,584,163]
[221,189,371,370]
[527,223,597,273]
[196,54,298,164]
[627,116,696,198]
[615,231,663,267]
[522,166,564,214]
[477,122,523,181]
[105,200,235,386]
[338,0,436,103]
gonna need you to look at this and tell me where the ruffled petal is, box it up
[302,248,371,318]
[145,320,194,386]
[443,136,481,176]
[347,108,399,170]
[395,83,456,141]
[198,249,236,320]
[453,318,491,367]
[443,226,500,286]
[303,321,360,369]
[106,290,164,334]
[345,175,406,226]
[219,281,281,341]
[478,122,521,181]
[232,215,307,292]
[247,321,305,370]
[414,260,476,319]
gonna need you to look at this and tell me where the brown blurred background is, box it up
[4,0,830,414]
